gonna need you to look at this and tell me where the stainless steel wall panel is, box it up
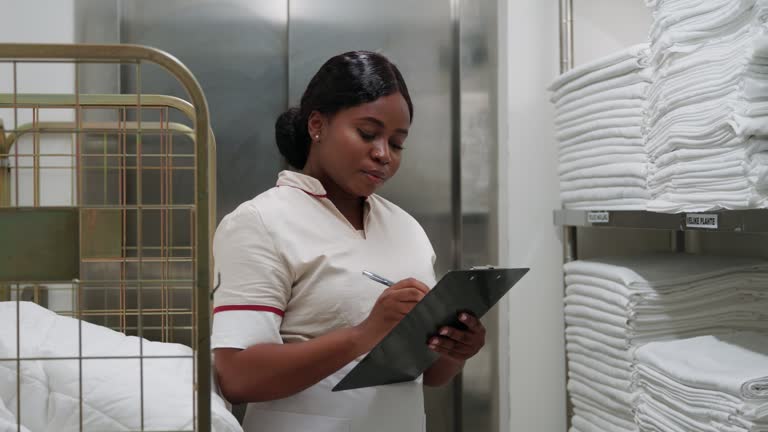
[459,2,500,431]
[119,0,288,221]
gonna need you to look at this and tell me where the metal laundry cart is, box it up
[0,43,215,431]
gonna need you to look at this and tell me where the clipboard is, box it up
[332,267,529,392]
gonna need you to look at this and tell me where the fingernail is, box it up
[431,338,440,345]
[460,314,468,321]
[440,329,449,336]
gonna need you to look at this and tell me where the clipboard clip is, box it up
[470,265,496,270]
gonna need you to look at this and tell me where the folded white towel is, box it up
[647,197,756,212]
[567,341,632,371]
[560,163,647,182]
[564,255,768,290]
[567,270,768,304]
[561,126,644,150]
[648,62,745,110]
[571,413,637,432]
[650,162,746,184]
[549,43,650,90]
[566,326,632,356]
[556,82,648,112]
[557,117,648,143]
[567,350,632,380]
[556,107,645,130]
[649,181,753,199]
[635,393,747,432]
[635,363,768,420]
[569,359,632,392]
[559,137,645,158]
[571,396,638,430]
[647,128,737,159]
[558,154,646,176]
[560,186,650,204]
[634,332,768,399]
[731,113,768,136]
[565,274,636,298]
[565,290,631,316]
[565,314,627,340]
[635,364,747,415]
[568,379,635,414]
[556,99,646,125]
[653,146,748,167]
[560,176,648,193]
[552,68,651,104]
[648,0,751,38]
[559,144,646,164]
[562,199,648,211]
[650,5,755,64]
[632,291,768,316]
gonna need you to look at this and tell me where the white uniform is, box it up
[211,170,437,432]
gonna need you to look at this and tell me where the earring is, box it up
[315,135,319,140]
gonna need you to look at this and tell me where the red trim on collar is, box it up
[277,184,327,198]
[213,305,285,317]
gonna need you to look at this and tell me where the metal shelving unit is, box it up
[555,1,768,431]
[554,209,768,233]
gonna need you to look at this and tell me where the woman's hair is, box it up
[275,51,413,169]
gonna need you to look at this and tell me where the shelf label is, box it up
[686,214,718,229]
[587,211,610,224]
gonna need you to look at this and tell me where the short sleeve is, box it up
[210,205,292,349]
[211,311,282,349]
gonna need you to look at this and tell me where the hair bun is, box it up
[275,107,309,169]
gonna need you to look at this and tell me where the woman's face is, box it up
[307,92,411,198]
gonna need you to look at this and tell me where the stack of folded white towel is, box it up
[633,332,768,432]
[564,254,768,432]
[645,0,768,212]
[550,44,652,210]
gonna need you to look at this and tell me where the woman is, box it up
[212,51,485,432]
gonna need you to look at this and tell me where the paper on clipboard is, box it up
[332,267,529,392]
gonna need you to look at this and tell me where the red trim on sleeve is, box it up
[213,305,285,317]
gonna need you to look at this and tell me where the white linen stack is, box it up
[0,302,243,432]
[550,44,652,210]
[633,332,768,432]
[645,0,768,212]
[564,254,768,432]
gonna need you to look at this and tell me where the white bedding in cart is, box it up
[0,301,242,432]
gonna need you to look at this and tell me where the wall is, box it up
[117,0,287,221]
[573,0,652,60]
[498,1,566,431]
[1,0,76,311]
[0,1,74,42]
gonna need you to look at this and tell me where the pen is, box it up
[362,270,395,287]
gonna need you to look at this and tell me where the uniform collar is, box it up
[276,170,328,198]
[276,170,373,203]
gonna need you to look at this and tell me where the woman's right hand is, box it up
[356,278,430,347]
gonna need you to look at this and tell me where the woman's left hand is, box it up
[427,313,486,362]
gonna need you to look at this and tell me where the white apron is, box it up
[241,361,425,432]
